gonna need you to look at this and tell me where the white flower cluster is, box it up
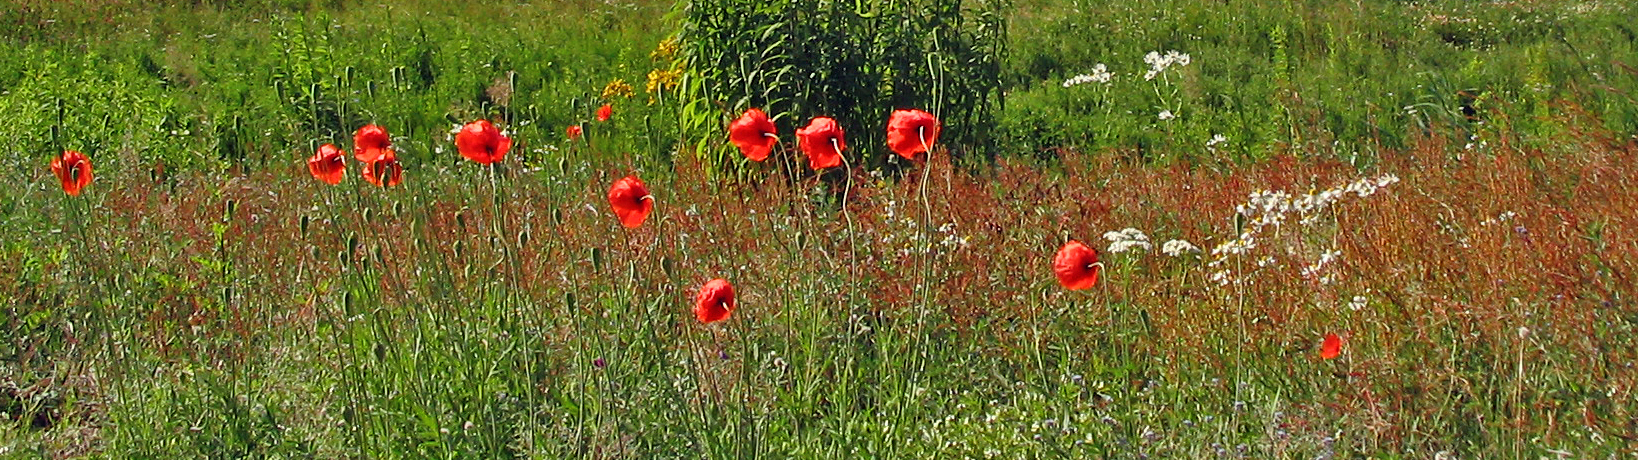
[1206,134,1228,150]
[1208,174,1401,287]
[1161,239,1200,257]
[1300,249,1341,282]
[1143,50,1191,81]
[1103,228,1152,254]
[1158,110,1176,121]
[1348,295,1368,311]
[1235,174,1401,227]
[1062,63,1114,87]
[1210,233,1257,257]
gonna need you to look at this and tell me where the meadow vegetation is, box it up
[1,0,1636,457]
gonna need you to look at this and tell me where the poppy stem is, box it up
[836,143,859,295]
[915,134,935,340]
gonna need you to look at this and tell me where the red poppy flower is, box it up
[353,124,393,163]
[307,143,346,185]
[1052,240,1101,290]
[607,175,654,228]
[455,119,512,165]
[362,151,403,187]
[728,108,778,161]
[886,109,941,160]
[1320,333,1343,359]
[694,278,735,324]
[50,150,94,196]
[567,124,583,140]
[796,117,845,170]
[597,104,613,122]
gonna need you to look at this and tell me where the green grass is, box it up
[2,0,1637,458]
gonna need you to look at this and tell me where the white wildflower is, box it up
[1206,134,1227,149]
[1142,49,1191,80]
[1104,228,1152,254]
[1090,63,1113,83]
[1158,110,1176,121]
[1161,239,1199,257]
[1063,64,1113,87]
[1348,296,1367,311]
[1209,270,1232,286]
[1211,234,1256,256]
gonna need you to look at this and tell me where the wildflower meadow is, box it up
[3,0,1637,458]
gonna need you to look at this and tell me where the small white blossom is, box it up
[1158,110,1176,121]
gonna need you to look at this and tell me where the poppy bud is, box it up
[361,208,373,225]
[551,209,563,226]
[661,256,674,278]
[342,290,354,315]
[373,245,384,265]
[224,199,237,220]
[393,201,403,217]
[346,233,358,261]
[455,209,468,230]
[222,286,233,304]
[517,229,531,247]
[591,247,604,272]
[452,240,463,259]
[299,215,310,236]
[564,292,577,312]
